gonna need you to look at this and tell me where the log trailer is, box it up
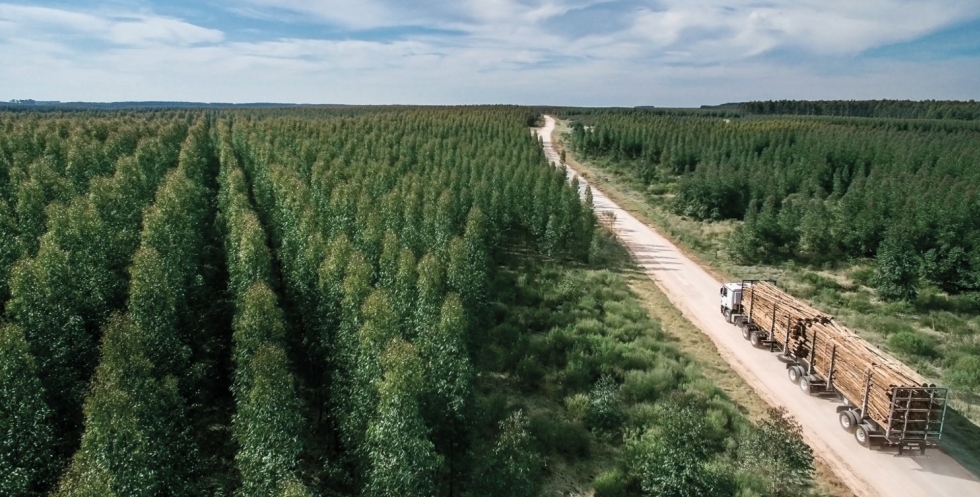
[720,280,948,455]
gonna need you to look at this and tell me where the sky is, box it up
[1,1,978,106]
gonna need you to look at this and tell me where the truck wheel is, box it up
[724,309,732,323]
[741,324,751,340]
[839,411,857,433]
[799,376,812,395]
[855,425,871,447]
[788,366,801,383]
[749,331,762,348]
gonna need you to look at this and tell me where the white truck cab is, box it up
[719,282,744,323]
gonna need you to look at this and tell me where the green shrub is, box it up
[924,311,967,334]
[946,355,980,391]
[593,469,636,497]
[619,345,656,371]
[849,266,875,287]
[888,331,936,358]
[624,402,659,429]
[621,367,679,403]
[951,292,980,314]
[529,416,591,460]
[878,299,915,316]
[863,315,915,336]
[586,375,625,436]
[915,285,955,312]
[843,292,874,313]
[516,355,546,391]
[813,287,842,307]
[561,357,596,394]
[565,394,589,422]
[800,272,840,291]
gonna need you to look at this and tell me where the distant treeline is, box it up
[703,100,980,121]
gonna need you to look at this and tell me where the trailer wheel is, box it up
[741,324,751,340]
[799,376,812,395]
[855,425,871,448]
[749,331,762,348]
[839,411,857,433]
[788,366,801,384]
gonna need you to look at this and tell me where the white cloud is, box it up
[239,0,396,28]
[108,17,224,46]
[1,1,978,104]
[627,1,980,60]
[0,3,223,47]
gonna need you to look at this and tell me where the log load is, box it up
[742,282,942,435]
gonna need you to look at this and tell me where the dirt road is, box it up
[537,115,980,497]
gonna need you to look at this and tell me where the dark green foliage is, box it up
[738,407,814,497]
[56,315,201,497]
[587,374,625,436]
[888,331,936,358]
[0,324,58,497]
[593,469,633,497]
[625,406,734,497]
[0,199,18,301]
[231,283,287,394]
[572,112,980,295]
[528,415,591,460]
[418,294,472,418]
[0,107,637,496]
[516,355,546,392]
[128,247,192,379]
[946,355,980,391]
[734,99,980,120]
[874,230,921,302]
[15,157,72,257]
[233,345,308,497]
[6,240,98,447]
[471,410,541,497]
[365,339,441,497]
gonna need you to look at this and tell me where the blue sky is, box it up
[1,1,978,106]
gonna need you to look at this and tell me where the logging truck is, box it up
[720,281,948,456]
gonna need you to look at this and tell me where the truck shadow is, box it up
[926,407,980,480]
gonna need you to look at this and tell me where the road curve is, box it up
[537,115,980,497]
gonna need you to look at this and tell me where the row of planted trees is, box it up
[1,107,595,496]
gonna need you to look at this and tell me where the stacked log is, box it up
[743,282,937,431]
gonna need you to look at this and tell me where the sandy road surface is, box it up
[537,116,980,497]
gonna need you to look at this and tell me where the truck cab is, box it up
[720,282,744,322]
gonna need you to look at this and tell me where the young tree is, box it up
[392,248,418,337]
[349,289,400,463]
[738,407,814,497]
[414,252,445,340]
[626,406,733,497]
[231,282,287,395]
[874,229,921,302]
[233,344,309,497]
[417,294,473,493]
[364,339,441,497]
[128,247,190,380]
[6,240,98,445]
[0,323,58,497]
[472,410,541,497]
